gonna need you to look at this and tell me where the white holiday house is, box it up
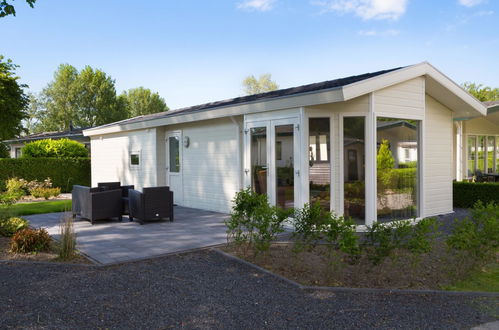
[83,62,487,226]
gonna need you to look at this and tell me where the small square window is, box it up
[130,152,140,168]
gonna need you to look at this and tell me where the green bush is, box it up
[447,202,499,261]
[0,217,29,237]
[10,228,52,253]
[226,188,292,255]
[30,187,61,199]
[0,158,90,192]
[6,177,27,195]
[0,143,9,158]
[453,182,499,208]
[323,213,360,259]
[292,202,330,250]
[21,138,88,158]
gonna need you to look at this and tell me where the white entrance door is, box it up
[166,131,183,205]
[244,118,300,209]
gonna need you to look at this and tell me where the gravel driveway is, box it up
[1,250,497,329]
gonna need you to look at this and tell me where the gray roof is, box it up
[3,127,90,144]
[89,66,403,131]
[483,101,499,114]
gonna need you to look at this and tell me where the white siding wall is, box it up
[424,95,453,216]
[374,77,425,118]
[90,129,158,190]
[166,118,240,213]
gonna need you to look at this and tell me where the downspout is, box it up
[230,116,243,190]
[455,121,463,182]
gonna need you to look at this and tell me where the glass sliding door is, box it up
[309,118,330,211]
[376,118,419,221]
[250,127,268,195]
[275,124,295,209]
[467,136,476,177]
[487,136,495,173]
[343,117,365,224]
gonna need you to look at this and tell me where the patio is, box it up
[25,206,229,265]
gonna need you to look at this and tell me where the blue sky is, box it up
[2,0,498,109]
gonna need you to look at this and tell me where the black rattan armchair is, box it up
[128,187,174,225]
[72,185,123,225]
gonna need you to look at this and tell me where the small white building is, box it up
[84,62,488,225]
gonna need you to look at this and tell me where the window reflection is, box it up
[309,118,330,211]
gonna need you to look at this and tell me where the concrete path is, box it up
[25,206,229,265]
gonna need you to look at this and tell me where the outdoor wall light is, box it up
[183,136,190,148]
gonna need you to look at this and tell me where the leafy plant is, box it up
[453,182,499,208]
[5,177,27,195]
[292,202,329,250]
[22,138,88,158]
[323,214,360,260]
[10,228,51,253]
[363,222,395,264]
[0,216,29,237]
[30,187,61,199]
[226,188,291,255]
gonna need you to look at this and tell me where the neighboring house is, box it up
[454,101,499,181]
[83,62,487,226]
[3,127,91,158]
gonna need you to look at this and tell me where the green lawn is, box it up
[0,200,72,216]
[445,263,499,292]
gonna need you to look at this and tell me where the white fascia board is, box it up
[342,62,487,117]
[83,88,344,136]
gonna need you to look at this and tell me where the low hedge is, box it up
[453,181,499,208]
[0,158,90,193]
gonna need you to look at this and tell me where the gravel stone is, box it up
[1,249,497,329]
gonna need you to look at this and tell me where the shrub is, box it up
[30,187,61,200]
[0,142,9,158]
[0,217,29,237]
[226,188,292,255]
[292,202,329,250]
[323,214,360,260]
[59,214,77,259]
[21,138,88,158]
[6,177,27,195]
[453,182,499,208]
[0,158,90,192]
[0,191,23,206]
[447,202,499,262]
[10,228,52,253]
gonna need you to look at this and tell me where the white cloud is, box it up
[313,0,409,20]
[358,29,400,36]
[237,0,277,12]
[458,0,485,7]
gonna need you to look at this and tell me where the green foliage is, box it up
[120,87,169,117]
[453,182,499,208]
[0,216,29,237]
[59,214,76,259]
[6,177,27,195]
[10,228,51,253]
[0,190,23,206]
[0,0,35,17]
[0,143,9,158]
[0,200,72,216]
[242,73,279,95]
[447,202,499,261]
[323,214,360,259]
[462,82,499,102]
[0,55,28,140]
[363,218,440,265]
[0,158,90,193]
[292,202,330,249]
[38,64,128,131]
[30,187,61,199]
[226,188,292,255]
[21,138,88,158]
[377,139,395,188]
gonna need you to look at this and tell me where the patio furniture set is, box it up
[72,182,174,225]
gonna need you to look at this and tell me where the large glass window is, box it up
[309,118,330,211]
[477,136,485,173]
[343,117,365,223]
[376,118,419,221]
[467,136,477,177]
[275,125,294,209]
[168,136,180,172]
[251,127,267,195]
[487,136,496,174]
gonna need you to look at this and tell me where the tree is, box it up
[0,0,36,17]
[242,73,279,95]
[462,82,499,102]
[120,87,169,117]
[0,55,28,140]
[24,93,42,134]
[39,64,128,131]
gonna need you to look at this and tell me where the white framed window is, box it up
[129,150,141,169]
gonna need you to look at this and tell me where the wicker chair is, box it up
[97,182,121,191]
[128,187,174,225]
[72,185,123,225]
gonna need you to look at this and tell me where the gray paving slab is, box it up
[25,206,229,265]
